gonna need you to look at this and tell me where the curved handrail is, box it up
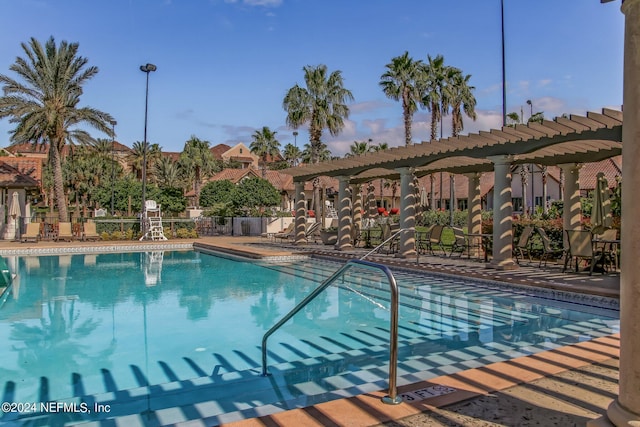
[260,258,402,405]
[360,227,412,260]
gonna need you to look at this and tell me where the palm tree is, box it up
[372,142,390,208]
[179,136,217,208]
[422,54,452,141]
[345,140,373,157]
[379,52,424,146]
[448,71,477,137]
[0,37,114,221]
[250,126,280,178]
[155,156,183,189]
[282,143,302,167]
[283,64,353,216]
[128,141,161,180]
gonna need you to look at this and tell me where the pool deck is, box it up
[0,236,620,426]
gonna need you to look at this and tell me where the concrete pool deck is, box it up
[0,236,620,426]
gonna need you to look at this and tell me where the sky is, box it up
[0,0,625,157]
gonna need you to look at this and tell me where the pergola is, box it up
[283,108,622,269]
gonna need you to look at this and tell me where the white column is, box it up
[488,155,517,270]
[396,167,416,258]
[591,1,640,425]
[559,163,582,246]
[466,172,483,258]
[294,181,307,245]
[335,176,353,251]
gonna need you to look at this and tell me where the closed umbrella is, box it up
[591,172,612,235]
[420,186,428,207]
[6,192,21,240]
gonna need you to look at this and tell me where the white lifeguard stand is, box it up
[140,200,167,241]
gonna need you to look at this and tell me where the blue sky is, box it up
[0,0,624,156]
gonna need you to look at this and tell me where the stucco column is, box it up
[294,181,307,245]
[367,182,377,219]
[466,172,483,258]
[335,176,353,251]
[352,183,362,232]
[488,155,517,270]
[559,163,582,245]
[591,1,640,425]
[396,167,416,258]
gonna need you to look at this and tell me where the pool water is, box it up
[0,251,619,425]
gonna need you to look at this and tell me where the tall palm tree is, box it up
[379,52,424,146]
[283,64,353,216]
[422,54,452,141]
[282,143,301,167]
[447,71,477,137]
[179,136,217,208]
[0,37,114,221]
[249,126,280,178]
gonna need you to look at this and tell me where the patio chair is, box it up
[536,227,564,267]
[424,224,446,255]
[449,227,469,257]
[563,229,604,275]
[82,221,100,241]
[21,223,40,243]
[593,228,619,272]
[303,221,322,243]
[55,222,75,242]
[376,223,399,254]
[514,226,535,264]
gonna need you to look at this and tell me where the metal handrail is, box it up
[260,258,403,405]
[360,227,412,260]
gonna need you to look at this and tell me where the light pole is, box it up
[293,131,298,166]
[526,99,533,120]
[140,63,156,232]
[110,120,117,216]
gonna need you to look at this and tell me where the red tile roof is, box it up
[0,161,40,187]
[210,144,231,159]
[0,157,43,185]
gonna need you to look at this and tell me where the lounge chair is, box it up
[514,226,535,264]
[273,222,295,241]
[288,221,321,243]
[21,223,40,243]
[83,221,100,241]
[563,229,604,275]
[536,227,564,267]
[55,222,74,241]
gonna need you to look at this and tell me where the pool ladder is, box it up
[260,258,403,405]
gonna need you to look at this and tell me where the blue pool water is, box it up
[0,250,619,425]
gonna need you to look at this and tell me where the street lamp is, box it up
[110,120,117,216]
[293,131,298,166]
[526,99,533,119]
[140,63,157,232]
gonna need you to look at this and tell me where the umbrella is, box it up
[5,192,21,240]
[591,172,612,235]
[420,186,428,207]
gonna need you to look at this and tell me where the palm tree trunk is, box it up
[50,144,69,222]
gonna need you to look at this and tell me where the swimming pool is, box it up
[0,250,619,425]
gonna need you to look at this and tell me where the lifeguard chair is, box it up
[140,200,167,241]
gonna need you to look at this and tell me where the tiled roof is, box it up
[578,156,621,190]
[162,151,181,162]
[0,157,43,185]
[210,144,231,159]
[0,161,40,187]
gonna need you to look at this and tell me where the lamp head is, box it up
[109,120,117,126]
[140,63,157,73]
